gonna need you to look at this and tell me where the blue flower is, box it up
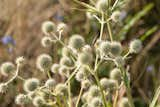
[54,12,64,21]
[146,65,154,72]
[1,35,15,45]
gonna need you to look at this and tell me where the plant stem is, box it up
[100,12,105,40]
[106,21,113,42]
[68,79,72,107]
[126,85,135,107]
[47,70,52,79]
[75,87,83,107]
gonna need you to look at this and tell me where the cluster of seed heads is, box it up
[0,0,143,107]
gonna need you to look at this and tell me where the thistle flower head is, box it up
[111,41,122,56]
[60,56,74,68]
[78,52,93,65]
[36,54,52,72]
[15,94,30,105]
[41,36,53,47]
[99,41,111,55]
[88,85,100,97]
[119,97,130,107]
[42,21,55,35]
[0,83,8,93]
[59,66,68,77]
[45,79,56,89]
[0,62,15,76]
[55,83,67,96]
[75,70,85,82]
[69,34,85,49]
[62,47,73,57]
[23,78,40,92]
[33,96,46,107]
[110,68,121,81]
[51,63,60,73]
[129,39,142,53]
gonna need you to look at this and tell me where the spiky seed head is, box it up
[57,23,67,32]
[88,85,100,97]
[23,78,40,92]
[45,79,56,89]
[55,83,67,96]
[115,56,125,67]
[60,56,74,68]
[99,41,111,55]
[0,62,15,76]
[36,54,52,72]
[16,56,25,66]
[111,11,121,22]
[129,39,142,53]
[110,42,122,56]
[75,71,85,82]
[96,0,108,12]
[33,96,46,107]
[42,21,55,35]
[78,52,93,65]
[51,64,60,73]
[59,66,68,77]
[41,36,53,47]
[81,79,91,89]
[62,47,73,57]
[0,83,8,93]
[90,97,102,107]
[119,97,130,107]
[69,34,85,49]
[15,94,30,105]
[100,78,117,92]
[110,68,121,81]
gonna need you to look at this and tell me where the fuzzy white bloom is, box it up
[45,79,56,88]
[111,11,121,22]
[15,94,30,105]
[41,36,53,47]
[0,83,8,93]
[33,96,46,107]
[0,62,15,76]
[16,56,25,66]
[57,23,67,32]
[129,39,142,53]
[42,21,55,35]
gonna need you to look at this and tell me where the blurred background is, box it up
[0,0,160,107]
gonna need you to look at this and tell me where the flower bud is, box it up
[33,96,46,107]
[51,63,60,73]
[57,23,67,32]
[60,56,74,68]
[111,42,122,56]
[129,39,142,53]
[0,62,15,76]
[115,56,125,67]
[55,83,67,96]
[15,94,30,105]
[45,79,56,89]
[78,52,93,65]
[41,36,53,47]
[75,71,85,82]
[62,47,73,57]
[96,0,108,12]
[111,11,121,22]
[81,79,91,89]
[88,85,100,97]
[110,68,121,81]
[90,97,102,107]
[59,66,69,77]
[69,34,85,49]
[16,56,25,66]
[23,78,40,92]
[42,21,55,35]
[36,54,52,72]
[99,41,111,55]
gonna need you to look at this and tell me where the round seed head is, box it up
[111,11,121,22]
[23,78,40,92]
[129,39,142,53]
[75,71,85,82]
[51,63,60,73]
[90,97,102,107]
[59,66,69,77]
[55,83,68,96]
[57,23,67,32]
[81,79,91,89]
[42,21,55,35]
[82,45,92,53]
[69,34,85,49]
[41,36,53,47]
[99,41,111,55]
[62,47,73,57]
[78,52,93,65]
[110,68,121,81]
[0,83,8,93]
[82,92,90,103]
[36,54,52,72]
[33,96,46,107]
[45,79,56,89]
[0,62,15,76]
[60,56,74,68]
[88,85,100,97]
[119,97,130,107]
[15,94,30,105]
[111,42,122,56]
[96,0,108,12]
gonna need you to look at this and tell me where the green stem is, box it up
[75,87,83,107]
[106,21,113,42]
[47,70,52,79]
[68,80,72,107]
[126,85,135,107]
[100,12,105,40]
